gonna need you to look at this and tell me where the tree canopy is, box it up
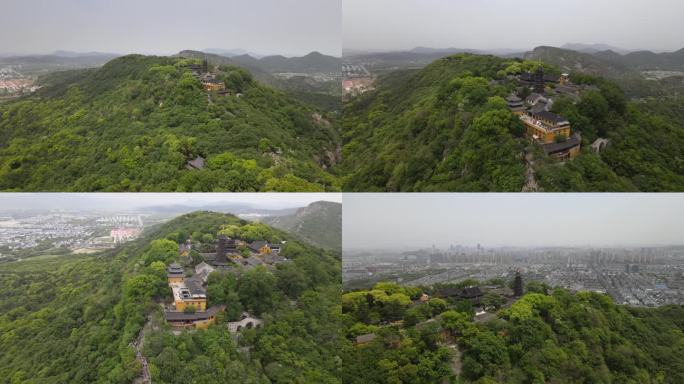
[0,55,341,191]
[341,53,684,191]
[342,279,684,384]
[0,211,342,383]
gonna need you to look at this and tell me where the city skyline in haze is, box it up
[343,194,684,250]
[0,0,341,57]
[343,0,684,53]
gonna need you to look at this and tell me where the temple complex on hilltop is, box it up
[189,57,226,92]
[508,66,583,161]
[164,262,222,329]
[197,234,288,269]
[163,230,287,329]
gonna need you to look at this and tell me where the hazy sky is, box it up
[0,0,341,56]
[344,0,684,52]
[0,193,341,211]
[344,194,684,249]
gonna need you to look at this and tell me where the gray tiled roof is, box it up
[164,306,221,321]
[542,134,582,154]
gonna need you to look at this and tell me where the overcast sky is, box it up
[0,0,341,56]
[0,193,341,211]
[343,194,684,249]
[344,0,684,52]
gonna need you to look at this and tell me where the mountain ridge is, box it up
[0,54,341,191]
[263,201,342,251]
[178,49,341,74]
[0,210,342,382]
[341,53,684,192]
[524,45,684,75]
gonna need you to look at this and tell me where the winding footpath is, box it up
[132,316,152,384]
[522,147,539,192]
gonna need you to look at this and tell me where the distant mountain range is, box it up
[560,43,632,55]
[263,201,341,250]
[0,52,121,75]
[344,47,532,71]
[141,203,298,217]
[346,44,684,77]
[0,49,341,77]
[177,50,343,108]
[524,45,684,77]
[203,48,266,58]
[0,49,342,111]
[50,50,121,58]
[179,50,341,74]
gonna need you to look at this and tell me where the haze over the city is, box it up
[343,0,684,53]
[0,0,341,57]
[0,193,341,212]
[343,194,684,250]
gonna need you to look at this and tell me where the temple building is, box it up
[521,110,571,143]
[541,133,582,160]
[167,262,184,284]
[533,66,545,94]
[202,79,226,92]
[247,240,282,255]
[165,306,223,330]
[519,67,559,89]
[189,58,227,92]
[213,235,236,266]
[436,286,485,306]
[506,94,526,115]
[511,67,582,160]
[164,262,223,329]
[520,110,581,160]
[169,274,206,312]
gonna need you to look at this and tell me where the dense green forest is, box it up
[264,201,342,251]
[0,55,341,191]
[341,54,684,191]
[177,50,343,111]
[0,211,342,383]
[341,281,684,384]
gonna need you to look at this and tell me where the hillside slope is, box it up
[264,201,342,251]
[524,46,684,99]
[241,51,341,74]
[524,46,629,77]
[525,46,684,76]
[178,50,343,109]
[0,211,342,383]
[342,282,684,383]
[0,55,341,191]
[603,48,684,71]
[341,54,684,191]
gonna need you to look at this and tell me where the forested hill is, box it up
[341,54,684,192]
[525,45,684,76]
[341,282,684,383]
[264,200,342,251]
[0,54,341,191]
[0,211,342,383]
[177,50,343,111]
[179,50,342,75]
